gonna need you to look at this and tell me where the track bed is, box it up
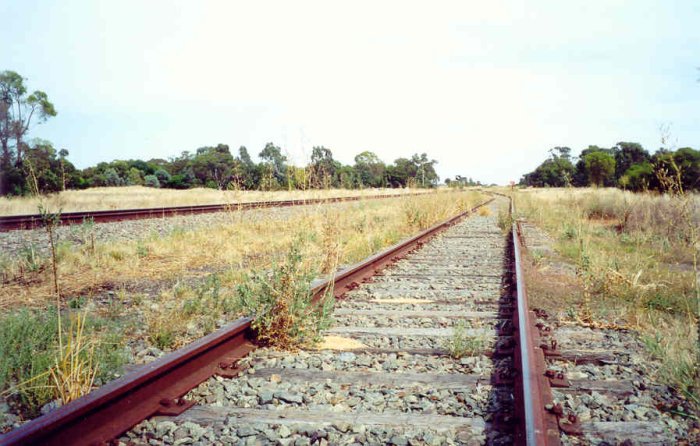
[122,200,514,445]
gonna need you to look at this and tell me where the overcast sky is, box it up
[1,0,698,184]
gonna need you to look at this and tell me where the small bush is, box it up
[144,175,160,188]
[236,235,334,349]
[443,321,485,358]
[0,308,125,416]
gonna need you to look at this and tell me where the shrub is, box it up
[154,169,171,184]
[144,175,160,188]
[235,235,334,349]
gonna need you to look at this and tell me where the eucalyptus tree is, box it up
[0,71,56,167]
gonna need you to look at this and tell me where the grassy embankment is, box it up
[514,187,699,412]
[0,189,485,420]
[0,186,433,215]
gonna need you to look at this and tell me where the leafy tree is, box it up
[144,175,160,188]
[573,146,613,186]
[234,146,259,190]
[672,147,700,192]
[103,168,123,187]
[154,168,171,184]
[127,167,144,185]
[386,157,417,187]
[354,151,386,188]
[612,142,650,182]
[190,144,234,189]
[521,148,574,187]
[411,153,439,187]
[583,151,616,186]
[620,162,653,191]
[0,71,56,167]
[259,143,287,189]
[309,146,339,188]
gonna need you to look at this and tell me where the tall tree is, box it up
[520,147,574,187]
[0,71,56,167]
[354,151,386,188]
[309,146,338,188]
[411,153,439,187]
[259,142,287,189]
[583,151,616,186]
[612,142,650,181]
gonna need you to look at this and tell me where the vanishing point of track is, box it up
[3,194,652,445]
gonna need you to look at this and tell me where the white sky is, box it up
[1,0,699,184]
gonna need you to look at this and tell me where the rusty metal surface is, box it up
[0,318,254,446]
[0,192,433,232]
[510,197,561,446]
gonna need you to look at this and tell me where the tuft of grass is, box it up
[48,312,99,406]
[443,321,485,358]
[497,208,513,233]
[0,308,126,417]
[478,206,491,216]
[235,234,334,350]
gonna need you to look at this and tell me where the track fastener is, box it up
[540,339,562,357]
[155,398,195,416]
[544,369,571,388]
[545,403,582,436]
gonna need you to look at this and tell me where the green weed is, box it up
[236,234,334,349]
[443,321,485,358]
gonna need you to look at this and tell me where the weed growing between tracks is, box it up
[443,320,486,358]
[236,233,334,349]
[515,188,700,411]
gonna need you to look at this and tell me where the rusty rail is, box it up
[0,191,435,232]
[510,196,561,445]
[0,198,494,446]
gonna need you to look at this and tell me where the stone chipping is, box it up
[121,199,516,445]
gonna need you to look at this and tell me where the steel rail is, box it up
[0,198,494,446]
[0,191,435,232]
[510,196,560,446]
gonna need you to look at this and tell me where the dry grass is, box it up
[516,187,700,404]
[48,311,99,405]
[0,186,434,215]
[1,190,486,348]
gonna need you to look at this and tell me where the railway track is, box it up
[0,195,678,445]
[0,192,432,232]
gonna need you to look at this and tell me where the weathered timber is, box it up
[160,406,486,433]
[251,368,490,389]
[580,421,672,445]
[332,309,499,318]
[325,326,494,338]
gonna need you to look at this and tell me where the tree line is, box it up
[520,143,700,192]
[1,71,441,196]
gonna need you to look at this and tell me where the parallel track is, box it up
[0,192,433,232]
[0,195,575,445]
